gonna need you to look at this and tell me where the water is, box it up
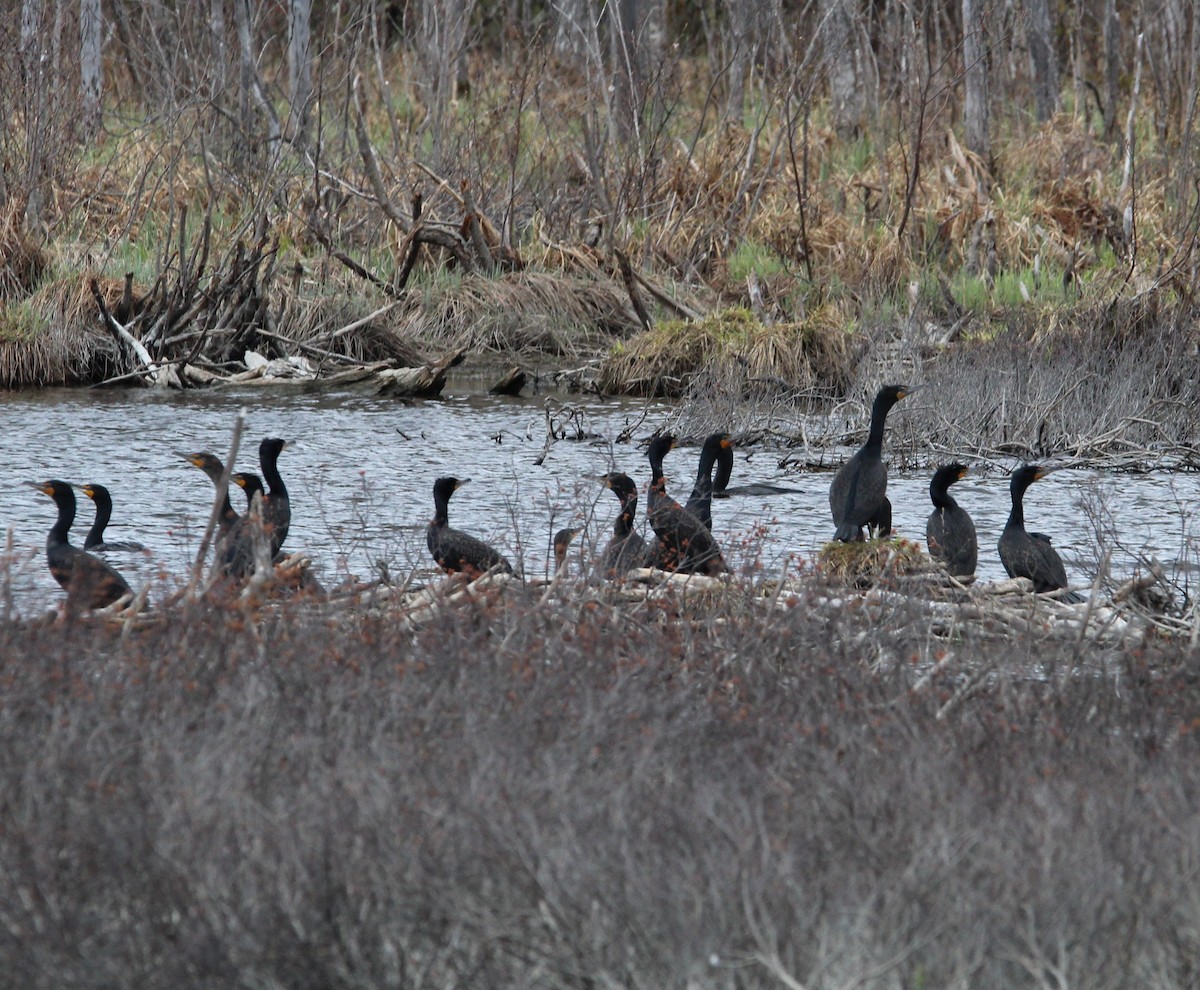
[1,381,1196,612]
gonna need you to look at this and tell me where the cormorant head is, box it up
[876,383,921,408]
[647,434,676,462]
[77,483,109,503]
[931,463,968,487]
[433,477,470,503]
[31,480,74,504]
[231,472,265,497]
[260,437,288,461]
[1010,463,1051,494]
[178,451,224,481]
[598,472,636,498]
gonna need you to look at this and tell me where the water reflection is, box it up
[1,381,1196,612]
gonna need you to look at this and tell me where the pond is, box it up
[1,377,1196,613]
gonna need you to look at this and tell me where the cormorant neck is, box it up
[84,496,111,546]
[49,494,75,546]
[221,493,238,525]
[930,484,958,511]
[713,446,733,494]
[615,487,637,537]
[261,448,287,498]
[863,395,896,453]
[647,450,667,512]
[432,491,451,528]
[1005,486,1027,531]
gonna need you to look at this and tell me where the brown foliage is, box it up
[0,588,1198,988]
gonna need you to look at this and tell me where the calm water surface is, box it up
[2,381,1196,613]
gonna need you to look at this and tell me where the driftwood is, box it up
[489,366,527,396]
[90,278,182,388]
[376,346,466,398]
[615,249,653,330]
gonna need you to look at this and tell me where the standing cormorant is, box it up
[925,463,977,578]
[998,464,1082,600]
[829,384,916,541]
[32,480,133,611]
[257,438,290,557]
[597,471,647,577]
[686,432,733,530]
[76,483,147,552]
[427,477,514,577]
[645,434,728,575]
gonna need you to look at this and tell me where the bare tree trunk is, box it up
[961,0,990,162]
[80,0,102,140]
[210,0,228,98]
[20,0,46,227]
[234,0,282,164]
[822,0,861,139]
[1103,0,1121,138]
[1025,0,1057,122]
[288,0,313,150]
[418,0,474,160]
[608,0,642,143]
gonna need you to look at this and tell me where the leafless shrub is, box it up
[1,581,1200,988]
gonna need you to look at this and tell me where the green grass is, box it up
[726,238,785,281]
[0,301,50,342]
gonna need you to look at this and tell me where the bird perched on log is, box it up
[427,477,514,578]
[925,463,977,578]
[998,464,1083,601]
[829,384,917,541]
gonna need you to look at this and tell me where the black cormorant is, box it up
[258,438,290,557]
[686,432,733,530]
[597,471,647,577]
[231,472,265,507]
[998,464,1082,601]
[645,434,728,575]
[926,463,977,578]
[76,483,147,552]
[829,384,916,541]
[178,451,240,539]
[713,442,801,497]
[427,477,514,577]
[32,480,133,611]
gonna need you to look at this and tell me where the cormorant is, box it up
[597,471,647,577]
[645,434,728,575]
[686,432,733,530]
[32,480,133,611]
[231,472,265,507]
[998,464,1082,601]
[257,438,290,557]
[926,463,977,578]
[76,483,147,552]
[178,451,240,540]
[829,384,916,541]
[713,442,801,497]
[427,477,514,578]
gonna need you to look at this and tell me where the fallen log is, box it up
[376,346,467,399]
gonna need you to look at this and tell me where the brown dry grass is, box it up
[598,307,853,397]
[404,271,640,356]
[0,274,119,387]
